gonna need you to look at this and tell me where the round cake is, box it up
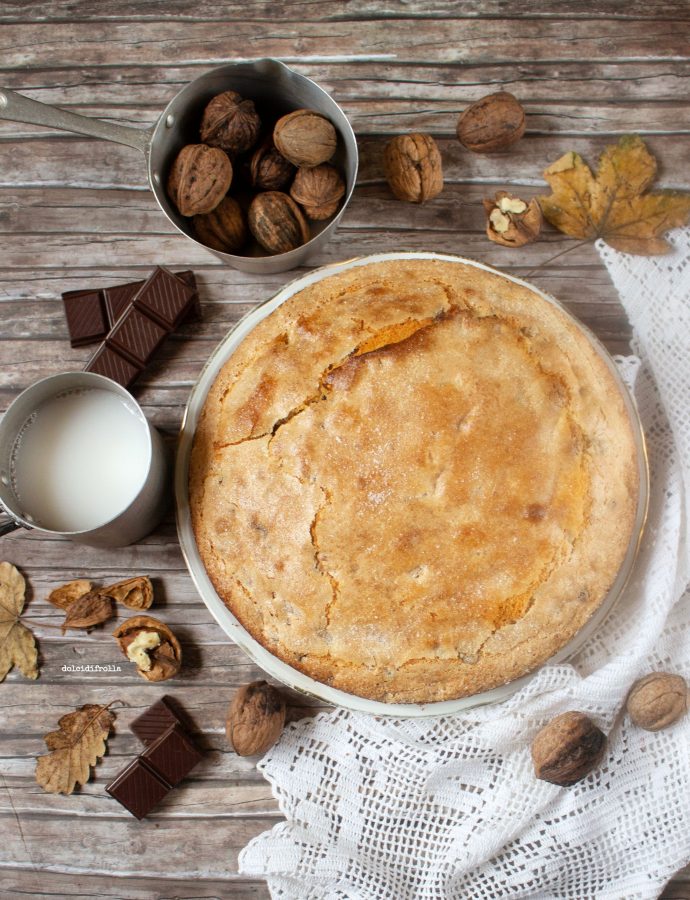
[189,258,640,703]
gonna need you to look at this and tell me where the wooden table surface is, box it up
[1,2,689,898]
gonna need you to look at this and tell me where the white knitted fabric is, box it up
[239,231,690,899]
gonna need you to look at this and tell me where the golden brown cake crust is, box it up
[190,259,639,703]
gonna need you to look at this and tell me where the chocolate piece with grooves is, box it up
[141,723,203,786]
[133,266,196,329]
[105,758,171,819]
[106,306,169,366]
[104,281,142,327]
[62,289,109,347]
[85,343,141,388]
[130,697,181,746]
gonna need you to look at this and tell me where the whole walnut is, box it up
[383,133,443,203]
[167,144,232,217]
[194,195,247,253]
[226,680,286,756]
[290,163,346,220]
[626,672,687,731]
[248,191,310,254]
[483,191,542,247]
[456,91,526,153]
[200,90,261,156]
[113,615,182,682]
[531,711,606,786]
[274,109,337,168]
[250,139,295,191]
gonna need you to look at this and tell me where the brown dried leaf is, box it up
[61,591,114,633]
[47,579,92,610]
[103,576,153,611]
[35,703,115,795]
[540,135,690,255]
[0,561,38,682]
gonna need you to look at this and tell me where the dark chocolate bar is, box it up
[131,697,181,745]
[105,758,171,820]
[84,266,199,389]
[107,306,168,366]
[85,343,141,388]
[141,723,202,787]
[65,269,200,349]
[132,266,196,329]
[62,289,109,347]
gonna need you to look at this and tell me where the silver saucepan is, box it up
[0,59,358,274]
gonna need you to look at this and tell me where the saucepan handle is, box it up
[0,88,151,154]
[0,511,22,537]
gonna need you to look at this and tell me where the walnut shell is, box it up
[250,139,295,191]
[248,191,310,255]
[200,90,261,155]
[167,144,232,217]
[273,109,337,168]
[290,163,345,220]
[194,195,247,253]
[113,615,182,682]
[626,672,687,731]
[456,91,526,153]
[383,133,443,203]
[226,680,286,756]
[483,191,542,247]
[531,711,606,786]
[103,575,153,611]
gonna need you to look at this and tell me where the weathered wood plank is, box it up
[0,810,279,877]
[1,0,689,22]
[4,872,268,900]
[0,869,269,899]
[0,20,689,70]
[2,136,688,195]
[0,102,688,146]
[2,61,689,109]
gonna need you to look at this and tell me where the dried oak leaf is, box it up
[539,135,690,255]
[35,703,114,795]
[102,576,153,611]
[47,579,92,610]
[0,561,38,682]
[61,591,114,633]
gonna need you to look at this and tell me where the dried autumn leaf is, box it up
[0,561,38,682]
[102,575,153,611]
[47,579,92,610]
[539,135,690,255]
[35,703,115,795]
[61,591,114,633]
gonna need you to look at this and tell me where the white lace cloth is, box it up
[239,232,690,899]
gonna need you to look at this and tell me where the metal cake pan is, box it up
[175,252,649,717]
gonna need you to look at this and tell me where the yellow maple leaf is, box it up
[0,561,38,682]
[539,135,690,255]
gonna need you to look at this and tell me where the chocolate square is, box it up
[85,343,141,388]
[141,723,202,787]
[131,697,181,746]
[107,306,168,366]
[104,281,143,327]
[106,758,171,819]
[133,266,195,330]
[177,269,201,323]
[62,289,108,347]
